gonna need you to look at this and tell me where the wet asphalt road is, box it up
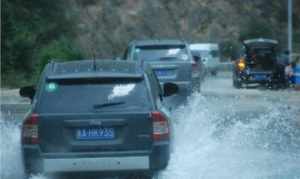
[1,72,299,123]
[1,72,300,179]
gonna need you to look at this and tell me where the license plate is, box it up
[155,69,172,76]
[76,128,115,140]
[254,74,267,80]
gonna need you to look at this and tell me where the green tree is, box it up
[239,20,274,41]
[1,0,82,87]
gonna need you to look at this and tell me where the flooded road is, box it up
[160,74,300,179]
[1,72,300,179]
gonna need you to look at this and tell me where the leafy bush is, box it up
[37,37,83,73]
[1,0,82,88]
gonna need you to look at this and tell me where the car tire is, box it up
[23,173,30,179]
[123,173,153,179]
[23,173,40,179]
[23,170,34,179]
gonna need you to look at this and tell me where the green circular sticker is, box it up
[46,82,58,92]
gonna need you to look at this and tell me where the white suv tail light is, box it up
[151,112,169,141]
[22,113,39,144]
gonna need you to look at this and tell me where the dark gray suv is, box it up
[19,60,178,178]
[123,39,202,97]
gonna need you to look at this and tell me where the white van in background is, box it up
[189,43,221,76]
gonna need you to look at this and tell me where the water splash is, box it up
[1,90,300,179]
[0,115,24,179]
[159,92,300,179]
[0,113,48,179]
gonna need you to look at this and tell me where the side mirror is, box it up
[19,85,35,101]
[193,55,201,62]
[163,83,179,97]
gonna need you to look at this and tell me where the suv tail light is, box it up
[151,112,169,141]
[22,113,39,144]
[237,58,246,71]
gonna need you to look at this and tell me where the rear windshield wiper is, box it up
[93,101,126,109]
[160,57,177,61]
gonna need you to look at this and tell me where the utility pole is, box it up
[288,0,293,62]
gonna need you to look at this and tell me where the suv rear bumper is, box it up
[22,143,169,174]
[44,156,149,172]
[235,71,274,84]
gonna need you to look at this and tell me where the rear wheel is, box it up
[122,173,153,179]
[23,173,30,179]
[23,169,38,179]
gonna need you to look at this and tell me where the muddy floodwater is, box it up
[1,73,300,179]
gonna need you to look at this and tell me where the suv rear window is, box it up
[38,79,151,113]
[134,45,189,61]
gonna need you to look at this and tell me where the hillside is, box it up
[2,0,300,87]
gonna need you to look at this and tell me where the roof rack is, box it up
[243,38,278,44]
[49,59,57,72]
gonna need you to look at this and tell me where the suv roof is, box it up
[189,43,219,50]
[243,38,278,45]
[45,60,144,80]
[243,39,278,50]
[130,39,186,47]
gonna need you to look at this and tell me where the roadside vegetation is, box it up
[2,0,300,88]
